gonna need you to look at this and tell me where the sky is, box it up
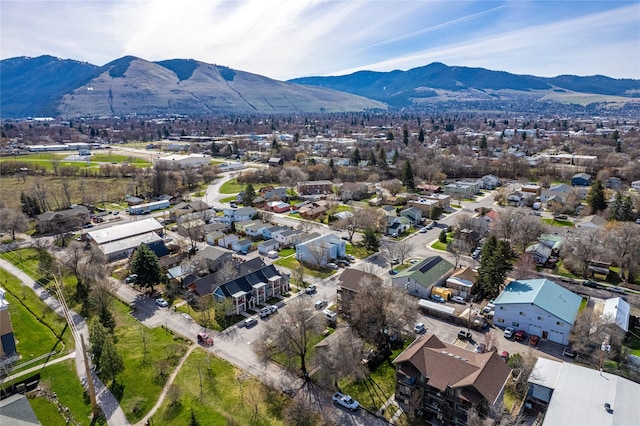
[1,0,639,81]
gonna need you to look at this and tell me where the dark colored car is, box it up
[514,330,527,342]
[563,346,577,358]
[458,330,472,341]
[197,333,213,346]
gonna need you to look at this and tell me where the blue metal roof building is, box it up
[493,279,582,346]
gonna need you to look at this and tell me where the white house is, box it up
[481,174,501,189]
[221,206,257,224]
[272,229,301,247]
[295,234,346,266]
[493,279,582,346]
[601,297,630,332]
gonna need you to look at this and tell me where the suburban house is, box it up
[492,279,582,346]
[605,176,622,190]
[259,186,287,201]
[575,214,606,229]
[170,200,211,221]
[549,183,572,194]
[298,200,329,220]
[205,231,225,246]
[221,206,257,224]
[244,222,268,239]
[234,220,259,235]
[257,239,279,255]
[211,264,289,315]
[297,180,333,195]
[393,334,512,425]
[262,225,289,240]
[336,269,383,318]
[99,232,165,262]
[295,233,346,266]
[538,234,563,256]
[632,180,640,190]
[445,267,477,300]
[217,234,239,249]
[527,358,639,426]
[416,183,441,194]
[392,256,455,300]
[481,174,501,189]
[545,194,567,210]
[381,205,397,216]
[601,297,630,333]
[571,173,592,186]
[444,180,481,198]
[387,216,411,237]
[400,207,423,225]
[339,182,373,201]
[36,205,90,233]
[521,184,542,197]
[272,229,302,248]
[264,201,290,213]
[524,243,553,265]
[192,246,233,274]
[231,238,252,254]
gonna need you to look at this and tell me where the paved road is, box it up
[0,259,130,426]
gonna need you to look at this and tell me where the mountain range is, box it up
[2,55,639,118]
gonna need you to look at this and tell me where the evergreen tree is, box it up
[99,334,124,384]
[368,150,377,166]
[586,180,606,214]
[362,227,380,252]
[479,135,487,150]
[418,128,425,143]
[89,319,109,370]
[130,245,164,294]
[438,229,447,244]
[402,124,409,146]
[474,236,512,299]
[615,139,622,153]
[378,147,388,169]
[329,158,335,172]
[402,162,415,190]
[386,130,394,141]
[243,183,256,206]
[20,192,41,217]
[351,147,361,165]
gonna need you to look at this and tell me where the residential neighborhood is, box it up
[1,113,640,426]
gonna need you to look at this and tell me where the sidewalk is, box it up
[4,351,76,383]
[0,259,130,426]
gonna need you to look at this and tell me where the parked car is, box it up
[457,330,472,340]
[305,285,316,294]
[474,343,487,353]
[529,335,540,346]
[155,298,169,307]
[391,258,399,264]
[514,330,527,342]
[259,307,272,318]
[499,351,509,361]
[503,327,515,339]
[431,294,446,303]
[332,392,359,411]
[414,323,426,334]
[244,317,257,328]
[125,274,138,284]
[388,269,398,275]
[197,333,213,346]
[562,346,577,358]
[327,263,339,270]
[610,286,626,294]
[451,296,466,305]
[268,305,278,314]
[426,222,434,230]
[314,300,327,309]
[345,254,356,261]
[420,226,428,233]
[582,280,598,288]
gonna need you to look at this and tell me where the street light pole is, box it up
[467,304,473,335]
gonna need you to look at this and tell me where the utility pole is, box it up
[81,335,99,417]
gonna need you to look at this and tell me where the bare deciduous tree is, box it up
[512,253,539,280]
[314,328,366,388]
[256,298,322,379]
[279,166,308,201]
[393,239,416,266]
[565,230,604,278]
[0,208,29,240]
[604,222,640,282]
[512,215,545,253]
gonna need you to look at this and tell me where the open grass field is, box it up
[151,348,287,425]
[345,243,372,259]
[219,178,278,195]
[273,257,336,279]
[0,174,132,210]
[0,153,151,172]
[542,218,574,227]
[27,360,101,426]
[0,267,74,358]
[109,301,190,423]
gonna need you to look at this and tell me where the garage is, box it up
[528,325,542,337]
[549,330,564,345]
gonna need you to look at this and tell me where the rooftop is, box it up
[87,218,163,245]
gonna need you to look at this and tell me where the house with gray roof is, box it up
[399,206,423,225]
[36,205,90,233]
[392,256,455,299]
[87,217,163,245]
[493,279,582,345]
[571,173,592,186]
[528,357,640,426]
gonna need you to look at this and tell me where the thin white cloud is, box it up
[1,1,638,80]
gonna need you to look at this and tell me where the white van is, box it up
[267,250,278,259]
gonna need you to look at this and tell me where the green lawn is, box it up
[150,348,286,425]
[219,195,237,203]
[542,218,574,227]
[273,257,335,279]
[0,268,74,360]
[625,334,640,357]
[219,179,277,195]
[110,301,190,423]
[27,360,101,426]
[430,233,453,251]
[278,248,295,257]
[345,243,371,259]
[340,341,411,412]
